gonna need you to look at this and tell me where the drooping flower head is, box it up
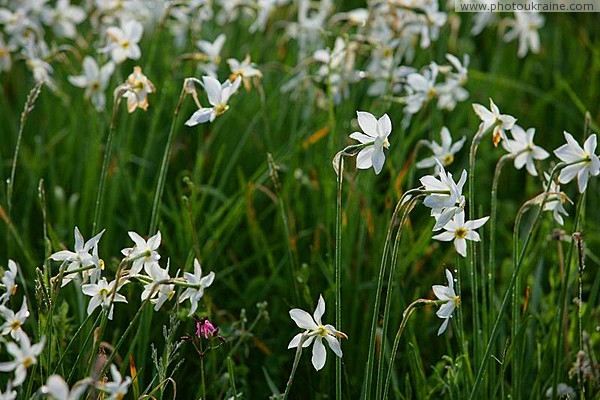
[472,98,517,147]
[432,269,459,335]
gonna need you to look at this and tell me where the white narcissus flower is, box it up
[502,125,549,176]
[121,231,161,275]
[41,0,85,39]
[288,294,347,371]
[349,111,392,175]
[178,259,215,316]
[472,98,517,147]
[102,20,143,64]
[101,365,131,400]
[0,381,15,400]
[120,66,155,113]
[41,375,88,400]
[0,260,18,305]
[140,261,175,312]
[432,211,489,257]
[420,162,467,230]
[227,54,262,89]
[416,127,466,169]
[185,76,241,126]
[404,64,440,114]
[503,12,543,58]
[0,331,45,386]
[432,269,459,335]
[196,33,226,76]
[0,299,29,339]
[81,278,127,320]
[68,57,115,111]
[542,173,571,226]
[49,227,105,287]
[553,132,600,193]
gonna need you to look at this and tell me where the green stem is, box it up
[550,192,585,400]
[469,162,569,399]
[335,155,343,400]
[92,97,122,234]
[148,87,186,234]
[282,335,307,400]
[375,195,421,399]
[383,299,440,398]
[363,188,421,399]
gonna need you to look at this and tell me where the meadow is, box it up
[0,0,599,399]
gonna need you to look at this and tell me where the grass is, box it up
[0,3,599,399]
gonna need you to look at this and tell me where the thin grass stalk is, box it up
[550,192,585,400]
[148,88,186,234]
[489,153,515,317]
[282,335,307,400]
[335,155,343,400]
[7,82,43,213]
[92,96,122,234]
[375,195,421,399]
[467,129,485,365]
[383,298,439,398]
[363,188,422,399]
[469,162,571,399]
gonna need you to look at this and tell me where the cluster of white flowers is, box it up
[49,227,215,320]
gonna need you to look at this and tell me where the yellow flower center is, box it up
[23,356,34,368]
[229,72,243,81]
[455,228,468,239]
[0,48,7,57]
[443,153,454,165]
[91,81,100,90]
[215,103,229,116]
[454,296,461,307]
[99,288,109,297]
[427,87,437,100]
[11,321,20,331]
[316,326,328,337]
[122,40,130,49]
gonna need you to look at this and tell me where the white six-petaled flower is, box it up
[420,162,467,230]
[553,132,600,193]
[141,261,175,312]
[100,365,132,400]
[41,375,88,400]
[0,300,29,339]
[349,111,392,175]
[102,20,143,64]
[50,227,105,287]
[68,57,114,111]
[178,259,215,316]
[416,126,466,169]
[0,331,45,386]
[81,278,127,320]
[472,98,517,147]
[432,211,489,257]
[432,269,459,335]
[288,294,347,371]
[185,76,241,126]
[0,260,18,305]
[502,124,549,176]
[121,231,161,275]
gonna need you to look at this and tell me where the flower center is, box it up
[11,321,20,331]
[91,81,100,90]
[443,153,454,165]
[453,296,461,307]
[455,228,468,239]
[316,326,328,337]
[215,103,229,116]
[427,87,437,100]
[122,40,130,49]
[0,48,7,57]
[23,356,34,368]
[99,288,109,297]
